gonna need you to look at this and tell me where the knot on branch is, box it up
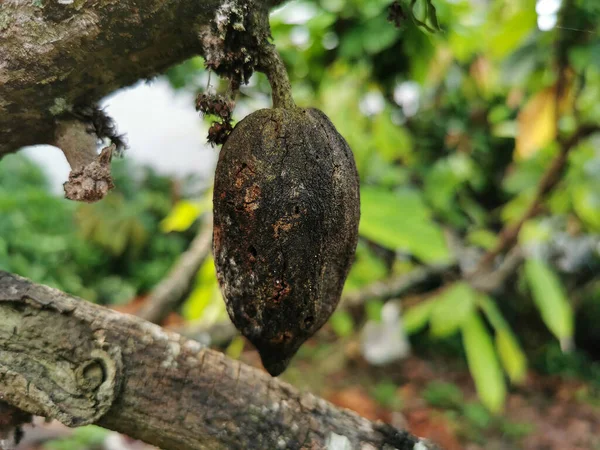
[63,144,115,203]
[54,119,118,203]
[0,275,123,427]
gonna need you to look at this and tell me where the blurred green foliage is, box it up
[43,426,108,450]
[422,381,464,409]
[371,380,404,410]
[0,154,195,303]
[164,0,600,412]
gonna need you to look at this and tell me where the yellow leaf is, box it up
[182,257,222,321]
[496,330,527,385]
[515,74,574,160]
[160,200,203,232]
[225,336,246,359]
[515,87,556,160]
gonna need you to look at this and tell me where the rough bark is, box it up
[0,0,279,158]
[0,272,438,450]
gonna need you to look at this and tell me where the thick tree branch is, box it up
[0,0,281,158]
[0,271,437,450]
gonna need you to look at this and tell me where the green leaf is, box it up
[365,299,384,323]
[477,294,528,384]
[424,154,475,224]
[160,200,203,232]
[339,16,399,58]
[225,336,246,360]
[45,426,109,450]
[524,259,574,344]
[422,381,464,408]
[343,242,388,293]
[430,282,476,337]
[467,229,498,250]
[372,111,413,164]
[161,190,212,233]
[403,298,437,334]
[496,329,527,384]
[371,380,403,409]
[426,0,442,31]
[500,420,535,439]
[488,105,512,124]
[359,187,451,263]
[518,219,553,245]
[488,7,537,60]
[572,183,600,230]
[330,310,354,338]
[476,293,509,331]
[570,41,600,71]
[182,257,222,320]
[462,402,492,430]
[462,313,506,413]
[500,189,535,224]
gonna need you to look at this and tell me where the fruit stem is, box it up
[258,44,296,110]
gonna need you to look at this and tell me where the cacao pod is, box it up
[213,107,360,376]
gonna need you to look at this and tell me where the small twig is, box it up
[137,214,213,324]
[468,246,524,293]
[54,120,98,170]
[257,43,295,109]
[343,263,453,308]
[402,284,449,310]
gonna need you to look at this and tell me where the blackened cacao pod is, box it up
[213,107,360,376]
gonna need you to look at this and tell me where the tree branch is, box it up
[343,264,453,307]
[0,271,437,450]
[0,0,281,158]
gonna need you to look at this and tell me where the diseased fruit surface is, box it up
[213,107,360,376]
